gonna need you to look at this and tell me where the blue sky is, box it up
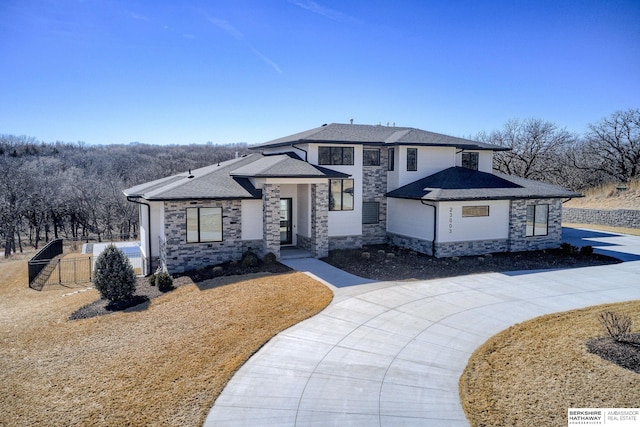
[1,0,639,145]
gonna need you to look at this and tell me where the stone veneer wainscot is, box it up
[163,200,244,274]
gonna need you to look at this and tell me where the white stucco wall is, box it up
[147,201,164,258]
[478,151,493,173]
[241,199,263,240]
[387,198,435,240]
[437,200,509,243]
[392,146,456,189]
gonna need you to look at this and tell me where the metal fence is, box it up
[48,256,93,286]
[28,239,63,285]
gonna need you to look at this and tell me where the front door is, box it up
[280,198,293,245]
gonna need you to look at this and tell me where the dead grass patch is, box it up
[0,260,333,426]
[565,179,640,210]
[460,301,640,427]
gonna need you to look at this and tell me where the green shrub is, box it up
[94,244,137,303]
[241,250,259,268]
[560,242,578,255]
[580,245,594,256]
[155,272,174,292]
[263,252,277,264]
[148,274,157,286]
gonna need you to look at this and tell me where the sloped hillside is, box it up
[565,180,640,210]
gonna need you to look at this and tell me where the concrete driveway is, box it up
[205,229,640,426]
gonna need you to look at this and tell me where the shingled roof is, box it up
[251,123,508,151]
[123,153,347,201]
[386,167,581,201]
[230,153,349,178]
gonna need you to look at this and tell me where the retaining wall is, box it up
[563,207,640,229]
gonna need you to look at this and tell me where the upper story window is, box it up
[363,149,380,166]
[388,148,395,171]
[318,146,354,165]
[186,207,222,243]
[462,152,479,170]
[406,148,417,171]
[329,179,354,211]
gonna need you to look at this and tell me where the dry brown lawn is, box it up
[565,179,640,210]
[460,300,640,427]
[0,260,333,426]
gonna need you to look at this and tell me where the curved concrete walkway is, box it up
[206,229,640,426]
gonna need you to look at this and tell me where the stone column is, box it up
[262,183,281,259]
[311,183,329,258]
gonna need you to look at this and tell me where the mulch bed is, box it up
[587,333,640,374]
[323,244,621,281]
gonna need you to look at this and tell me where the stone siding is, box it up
[362,148,389,245]
[387,232,433,256]
[563,207,640,229]
[309,183,329,258]
[163,200,244,274]
[262,184,281,259]
[329,235,363,251]
[242,240,265,257]
[296,233,313,253]
[435,239,508,258]
[509,198,563,252]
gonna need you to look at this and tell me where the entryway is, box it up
[280,198,293,245]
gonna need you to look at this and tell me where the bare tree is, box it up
[574,108,640,183]
[476,118,577,185]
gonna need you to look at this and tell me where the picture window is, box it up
[186,207,222,242]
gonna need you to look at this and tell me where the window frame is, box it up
[462,152,479,171]
[186,207,223,243]
[362,201,380,224]
[406,148,417,171]
[363,149,380,166]
[329,179,354,211]
[318,146,354,166]
[526,204,549,237]
[462,205,490,217]
[388,148,395,171]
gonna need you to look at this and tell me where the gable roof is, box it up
[251,123,508,151]
[230,153,349,178]
[386,167,581,201]
[123,153,348,201]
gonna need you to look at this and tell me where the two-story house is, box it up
[123,123,580,274]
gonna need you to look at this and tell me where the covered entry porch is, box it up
[259,180,329,261]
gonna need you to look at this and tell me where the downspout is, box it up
[292,144,308,162]
[420,200,437,256]
[126,196,152,275]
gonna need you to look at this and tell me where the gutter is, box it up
[420,200,437,256]
[126,196,152,275]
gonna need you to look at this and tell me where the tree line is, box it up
[0,138,250,257]
[1,108,638,257]
[476,108,639,190]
